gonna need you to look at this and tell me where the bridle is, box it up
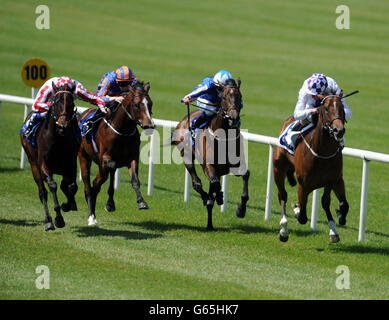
[301,95,345,159]
[51,90,76,123]
[218,84,241,120]
[104,88,151,136]
[319,95,345,140]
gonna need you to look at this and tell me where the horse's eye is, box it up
[325,107,329,112]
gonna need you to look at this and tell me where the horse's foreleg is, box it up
[295,185,308,225]
[332,178,349,226]
[235,170,250,218]
[204,165,221,231]
[274,166,289,242]
[45,174,65,229]
[129,159,148,210]
[185,162,208,206]
[322,185,340,243]
[105,169,116,212]
[88,164,110,225]
[60,178,78,212]
[79,151,96,225]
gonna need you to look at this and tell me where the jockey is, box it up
[182,70,242,137]
[278,73,352,155]
[82,66,137,136]
[23,76,107,138]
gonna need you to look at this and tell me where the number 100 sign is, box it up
[21,58,50,88]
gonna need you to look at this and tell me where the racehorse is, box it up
[20,84,80,231]
[173,78,250,230]
[273,93,349,243]
[77,81,155,226]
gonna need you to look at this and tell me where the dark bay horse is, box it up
[77,81,155,226]
[173,78,250,230]
[273,94,349,243]
[20,84,80,231]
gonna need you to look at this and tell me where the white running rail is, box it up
[1,93,389,242]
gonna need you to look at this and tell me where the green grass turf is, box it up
[0,0,388,299]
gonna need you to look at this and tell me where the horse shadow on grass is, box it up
[72,226,162,241]
[125,219,282,236]
[0,218,41,227]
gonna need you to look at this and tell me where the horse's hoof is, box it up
[45,222,55,231]
[88,216,97,226]
[330,234,340,243]
[337,210,347,226]
[105,202,116,212]
[297,215,308,225]
[61,203,70,212]
[235,204,246,218]
[61,202,77,212]
[138,202,149,210]
[55,216,65,228]
[279,232,289,242]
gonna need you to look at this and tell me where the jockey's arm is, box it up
[75,83,108,113]
[293,89,312,120]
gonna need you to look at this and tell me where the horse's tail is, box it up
[286,169,297,187]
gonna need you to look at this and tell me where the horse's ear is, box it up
[144,82,150,93]
[237,77,241,89]
[317,94,326,100]
[52,81,58,93]
[339,91,344,97]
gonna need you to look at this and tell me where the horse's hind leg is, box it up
[105,169,116,212]
[321,185,340,243]
[235,170,250,218]
[129,159,148,210]
[332,178,349,226]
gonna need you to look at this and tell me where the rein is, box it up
[103,92,146,137]
[302,96,344,159]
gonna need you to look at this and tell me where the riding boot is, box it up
[24,113,43,138]
[83,109,103,137]
[191,112,208,139]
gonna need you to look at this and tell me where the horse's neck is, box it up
[209,113,225,132]
[111,106,135,130]
[311,118,338,153]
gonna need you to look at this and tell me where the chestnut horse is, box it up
[273,94,349,243]
[20,84,80,231]
[78,82,155,226]
[173,78,250,230]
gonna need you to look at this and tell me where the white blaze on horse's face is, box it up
[141,97,155,136]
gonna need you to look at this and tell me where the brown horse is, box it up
[78,81,155,226]
[173,78,250,230]
[273,94,349,243]
[20,84,80,231]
